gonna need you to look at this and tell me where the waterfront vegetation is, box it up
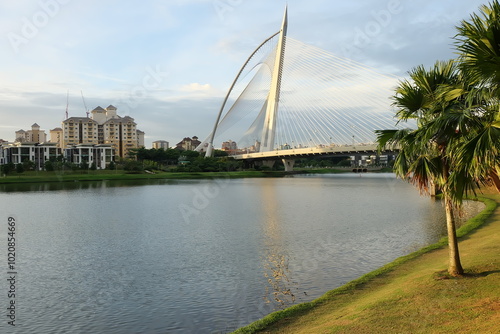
[234,191,500,333]
[0,167,366,184]
[0,146,382,184]
[377,1,500,277]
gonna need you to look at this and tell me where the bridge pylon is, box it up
[260,6,288,152]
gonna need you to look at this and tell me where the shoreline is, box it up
[233,192,499,333]
[0,168,384,185]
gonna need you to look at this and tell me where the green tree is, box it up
[1,162,15,175]
[164,149,181,165]
[377,60,472,276]
[213,149,229,157]
[337,159,352,167]
[182,150,200,160]
[455,1,500,92]
[123,160,143,172]
[452,0,500,191]
[44,161,54,172]
[80,161,89,170]
[22,159,35,171]
[16,163,24,173]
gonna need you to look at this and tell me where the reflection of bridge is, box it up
[198,6,410,170]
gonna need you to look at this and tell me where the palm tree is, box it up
[453,0,500,192]
[455,0,500,93]
[379,1,500,277]
[377,60,472,276]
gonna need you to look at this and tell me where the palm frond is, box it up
[407,155,443,194]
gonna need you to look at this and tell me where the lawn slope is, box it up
[235,192,500,334]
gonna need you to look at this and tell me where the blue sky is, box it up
[0,0,488,147]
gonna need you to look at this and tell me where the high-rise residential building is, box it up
[15,123,47,143]
[61,117,99,147]
[221,140,238,151]
[152,140,169,149]
[62,105,144,158]
[137,130,145,148]
[50,127,63,147]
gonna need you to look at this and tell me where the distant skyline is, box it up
[0,0,488,147]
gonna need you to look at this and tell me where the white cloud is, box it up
[0,0,491,147]
[181,82,212,92]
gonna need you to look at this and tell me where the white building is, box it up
[2,142,61,169]
[64,144,114,169]
[0,143,6,165]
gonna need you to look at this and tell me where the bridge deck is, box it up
[231,144,394,160]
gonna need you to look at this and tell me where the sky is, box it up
[0,0,489,147]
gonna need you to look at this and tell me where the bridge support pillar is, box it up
[282,159,295,172]
[262,160,276,169]
[352,155,361,167]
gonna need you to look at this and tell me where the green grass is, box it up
[0,170,297,184]
[0,166,393,185]
[0,167,373,185]
[233,192,500,334]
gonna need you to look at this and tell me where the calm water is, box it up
[0,174,483,333]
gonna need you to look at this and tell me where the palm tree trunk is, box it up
[444,193,464,276]
[441,157,464,276]
[489,169,500,192]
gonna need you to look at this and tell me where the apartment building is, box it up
[62,105,144,158]
[152,140,169,149]
[175,136,201,151]
[0,142,113,170]
[15,123,47,143]
[50,127,63,147]
[2,142,61,169]
[64,144,114,169]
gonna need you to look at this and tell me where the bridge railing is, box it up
[230,143,398,160]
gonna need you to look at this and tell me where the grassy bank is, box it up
[0,170,295,184]
[234,191,500,334]
[0,168,360,184]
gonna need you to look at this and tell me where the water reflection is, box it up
[0,174,488,333]
[0,179,184,193]
[418,198,485,250]
[260,179,297,309]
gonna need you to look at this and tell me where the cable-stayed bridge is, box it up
[197,7,409,170]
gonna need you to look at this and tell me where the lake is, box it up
[0,173,483,333]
